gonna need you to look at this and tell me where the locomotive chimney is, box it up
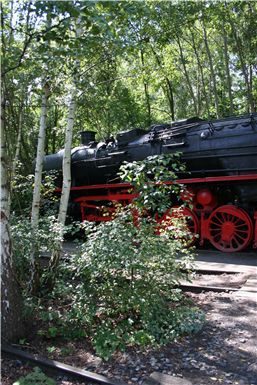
[80,131,96,145]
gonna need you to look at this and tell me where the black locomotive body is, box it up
[43,114,257,253]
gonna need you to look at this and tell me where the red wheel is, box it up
[183,207,199,236]
[156,206,199,244]
[207,205,253,252]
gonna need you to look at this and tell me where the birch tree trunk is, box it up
[202,19,220,118]
[190,29,210,118]
[140,49,151,126]
[29,82,50,294]
[151,47,175,120]
[228,16,254,113]
[7,105,23,215]
[1,90,24,342]
[176,35,198,116]
[12,107,23,176]
[45,87,76,289]
[222,20,233,115]
[45,18,81,289]
[58,89,76,227]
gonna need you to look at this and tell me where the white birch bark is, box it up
[58,87,76,226]
[46,19,80,283]
[31,9,51,233]
[12,107,23,176]
[31,83,49,232]
[46,87,76,283]
[7,106,23,215]
[202,19,220,118]
[57,16,81,228]
[1,112,9,219]
[222,20,233,115]
[1,96,24,341]
[29,83,49,293]
[176,35,198,116]
[58,17,82,227]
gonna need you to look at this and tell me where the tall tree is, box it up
[221,19,234,115]
[1,87,24,342]
[45,15,82,288]
[201,15,220,118]
[30,81,50,293]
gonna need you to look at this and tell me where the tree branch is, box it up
[2,16,71,76]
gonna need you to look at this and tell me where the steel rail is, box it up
[2,345,128,385]
[178,283,239,293]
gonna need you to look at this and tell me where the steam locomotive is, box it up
[43,113,257,253]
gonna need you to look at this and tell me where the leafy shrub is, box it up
[119,153,187,214]
[10,215,63,288]
[13,366,56,385]
[34,154,204,360]
[11,168,58,217]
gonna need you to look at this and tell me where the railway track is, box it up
[3,248,256,385]
[179,248,257,294]
[41,243,257,294]
[2,264,256,385]
[2,344,128,385]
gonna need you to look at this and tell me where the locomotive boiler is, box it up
[43,113,257,253]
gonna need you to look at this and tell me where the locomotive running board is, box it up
[55,173,257,193]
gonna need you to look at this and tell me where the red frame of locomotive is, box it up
[56,174,257,252]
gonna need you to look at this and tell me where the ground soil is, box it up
[2,286,257,385]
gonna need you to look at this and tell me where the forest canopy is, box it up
[2,0,257,174]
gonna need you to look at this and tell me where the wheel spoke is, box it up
[231,236,241,247]
[235,222,247,228]
[234,233,247,242]
[234,229,249,234]
[212,215,223,224]
[210,219,222,227]
[207,205,253,252]
[232,216,241,224]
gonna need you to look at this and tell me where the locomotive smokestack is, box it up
[80,131,96,145]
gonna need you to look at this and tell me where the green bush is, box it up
[13,367,56,385]
[10,215,63,288]
[34,154,204,360]
[11,168,58,217]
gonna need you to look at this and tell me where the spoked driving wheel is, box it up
[208,205,253,252]
[156,206,199,244]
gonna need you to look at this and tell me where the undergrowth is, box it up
[18,154,205,360]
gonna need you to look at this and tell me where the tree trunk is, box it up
[140,49,151,126]
[176,35,198,116]
[165,78,175,121]
[52,106,58,154]
[7,105,23,215]
[202,18,220,118]
[58,90,76,227]
[1,88,24,342]
[249,65,255,112]
[45,87,76,288]
[190,29,210,118]
[151,47,175,120]
[30,82,50,294]
[45,17,81,288]
[12,106,23,175]
[228,13,254,113]
[222,20,233,115]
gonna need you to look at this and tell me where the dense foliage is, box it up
[19,154,204,360]
[2,1,256,180]
[13,367,56,385]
